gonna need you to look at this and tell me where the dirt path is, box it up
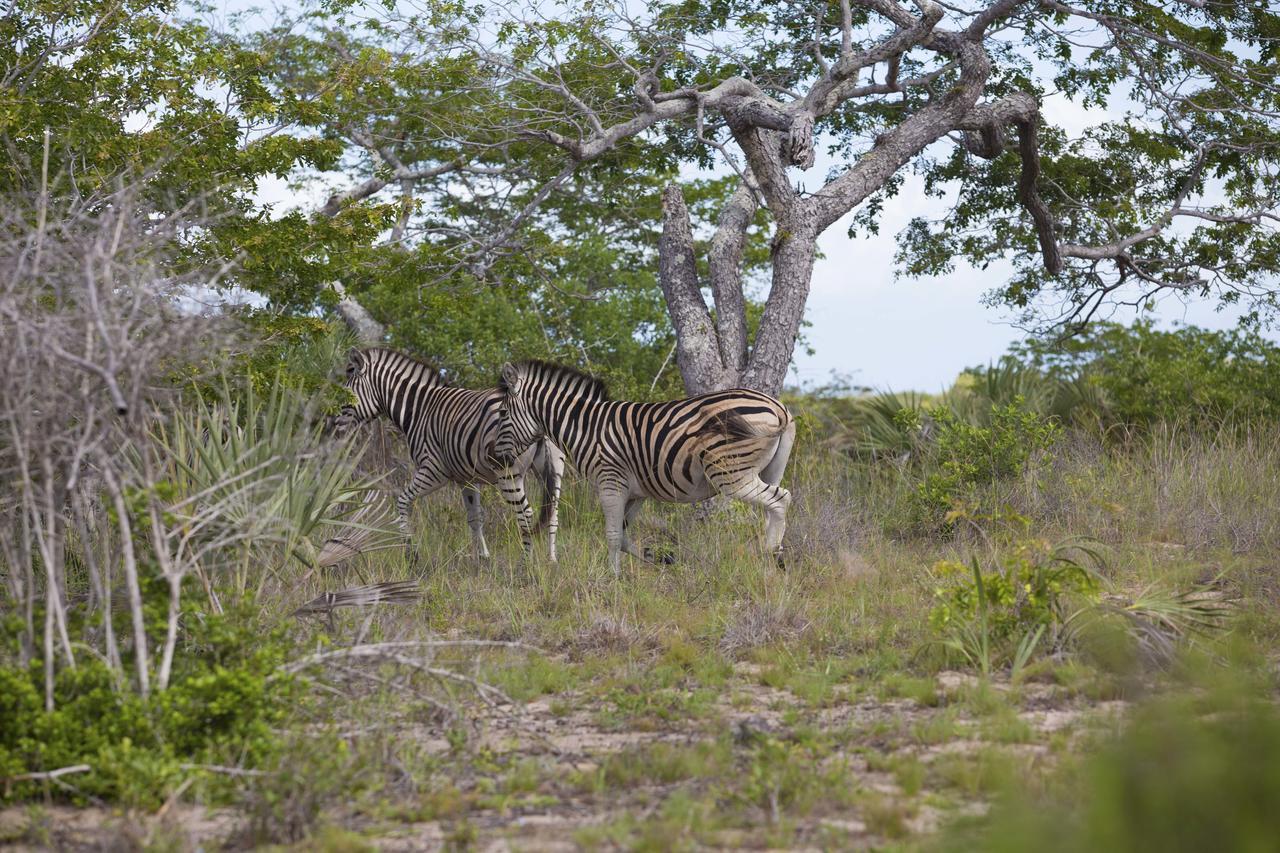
[0,668,1127,851]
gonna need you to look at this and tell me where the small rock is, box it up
[821,817,868,834]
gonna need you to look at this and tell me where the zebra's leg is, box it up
[495,467,535,555]
[756,426,796,569]
[461,485,489,559]
[619,497,675,565]
[707,469,792,568]
[546,477,561,565]
[533,440,565,564]
[599,487,629,575]
[620,497,645,558]
[398,466,446,566]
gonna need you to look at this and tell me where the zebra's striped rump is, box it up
[495,360,796,571]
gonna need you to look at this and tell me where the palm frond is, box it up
[292,581,423,616]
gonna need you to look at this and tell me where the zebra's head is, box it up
[493,362,541,465]
[339,347,381,424]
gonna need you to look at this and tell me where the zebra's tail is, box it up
[703,410,791,442]
[530,438,562,534]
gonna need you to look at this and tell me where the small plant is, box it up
[154,378,392,572]
[0,605,300,807]
[927,536,1105,675]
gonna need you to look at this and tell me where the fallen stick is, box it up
[3,764,91,784]
[3,764,91,797]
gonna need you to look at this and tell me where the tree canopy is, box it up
[7,0,1279,395]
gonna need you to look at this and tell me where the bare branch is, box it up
[330,280,386,345]
[957,90,1062,272]
[810,38,992,231]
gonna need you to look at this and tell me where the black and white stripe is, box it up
[338,348,564,561]
[493,360,795,571]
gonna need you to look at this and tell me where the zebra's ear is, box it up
[499,362,520,393]
[346,348,365,375]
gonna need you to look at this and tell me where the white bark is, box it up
[331,280,386,345]
[659,186,733,394]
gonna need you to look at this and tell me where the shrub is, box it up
[1014,320,1280,427]
[0,606,299,807]
[926,528,1229,678]
[908,399,1061,532]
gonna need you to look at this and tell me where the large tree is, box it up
[221,4,774,396]
[14,1,1278,398]
[1,0,742,398]
[386,0,1279,396]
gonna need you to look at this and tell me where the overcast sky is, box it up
[792,178,1261,394]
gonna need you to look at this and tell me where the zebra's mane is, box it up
[511,360,609,401]
[363,347,451,388]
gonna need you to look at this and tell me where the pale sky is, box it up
[792,174,1261,393]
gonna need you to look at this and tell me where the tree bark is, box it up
[331,280,386,345]
[658,187,731,394]
[741,220,818,394]
[708,181,757,378]
[658,178,819,397]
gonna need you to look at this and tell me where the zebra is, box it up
[492,360,795,572]
[335,348,565,562]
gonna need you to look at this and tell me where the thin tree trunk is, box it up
[331,280,386,345]
[658,186,733,394]
[43,572,55,711]
[101,464,150,697]
[707,182,757,379]
[73,494,121,675]
[157,574,181,691]
[741,222,818,395]
[0,502,36,666]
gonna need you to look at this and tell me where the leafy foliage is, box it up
[1014,321,1280,426]
[151,377,391,574]
[900,399,1062,533]
[928,537,1104,676]
[0,606,299,807]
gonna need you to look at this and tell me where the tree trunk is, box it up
[708,182,757,378]
[658,186,735,395]
[658,181,815,399]
[331,280,386,346]
[741,220,817,395]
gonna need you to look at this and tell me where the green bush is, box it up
[0,606,300,807]
[154,375,389,576]
[927,537,1103,676]
[908,399,1062,531]
[1014,320,1280,426]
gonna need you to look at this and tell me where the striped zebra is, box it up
[492,361,795,572]
[336,348,564,561]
